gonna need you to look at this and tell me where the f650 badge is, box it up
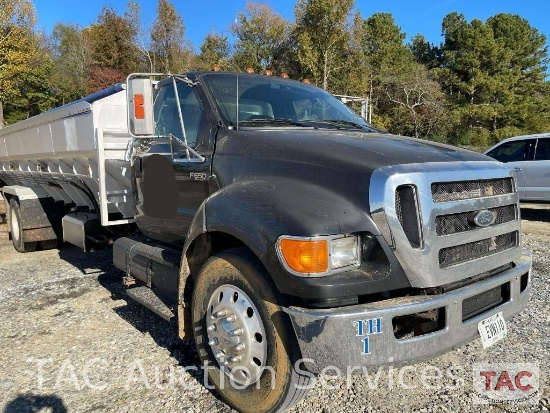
[190,172,208,181]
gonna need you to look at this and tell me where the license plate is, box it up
[478,312,507,349]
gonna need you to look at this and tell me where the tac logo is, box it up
[472,363,539,405]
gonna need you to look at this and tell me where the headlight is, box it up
[331,236,359,269]
[277,235,360,277]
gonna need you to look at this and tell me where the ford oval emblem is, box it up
[474,210,495,227]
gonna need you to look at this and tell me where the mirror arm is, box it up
[171,76,191,160]
[169,134,206,163]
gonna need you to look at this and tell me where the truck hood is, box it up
[217,128,490,172]
[211,126,507,263]
[213,127,497,218]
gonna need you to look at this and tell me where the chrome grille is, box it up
[395,185,422,248]
[439,231,518,268]
[395,191,403,228]
[431,178,514,203]
[436,205,517,236]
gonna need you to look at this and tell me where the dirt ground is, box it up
[520,204,550,237]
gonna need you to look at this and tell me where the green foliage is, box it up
[151,0,192,73]
[352,13,435,136]
[410,34,440,69]
[0,0,37,105]
[199,32,231,70]
[0,0,58,125]
[231,2,291,73]
[492,126,524,143]
[50,23,91,102]
[3,55,56,124]
[455,127,492,148]
[294,0,354,90]
[383,63,452,139]
[435,12,550,143]
[88,5,141,77]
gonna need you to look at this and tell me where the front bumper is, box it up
[284,252,531,373]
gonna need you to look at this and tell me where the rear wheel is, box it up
[9,198,37,253]
[191,248,311,413]
[39,239,59,250]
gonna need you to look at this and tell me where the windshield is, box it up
[203,73,375,130]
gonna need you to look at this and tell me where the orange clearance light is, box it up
[211,64,222,71]
[264,69,273,76]
[279,238,329,274]
[302,78,311,84]
[245,67,255,73]
[134,94,145,119]
[280,72,289,79]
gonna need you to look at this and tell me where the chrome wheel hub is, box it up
[206,285,267,385]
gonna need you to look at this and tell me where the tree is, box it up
[410,34,440,69]
[126,1,155,72]
[0,0,37,126]
[437,12,550,145]
[3,44,57,124]
[231,2,291,72]
[353,13,417,129]
[151,0,193,73]
[87,5,141,86]
[487,13,550,137]
[50,23,92,102]
[86,67,125,94]
[294,0,354,90]
[199,32,231,70]
[382,63,449,139]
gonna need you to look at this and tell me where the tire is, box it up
[39,239,59,250]
[9,199,37,253]
[191,248,312,413]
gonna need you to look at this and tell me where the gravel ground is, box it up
[0,205,548,413]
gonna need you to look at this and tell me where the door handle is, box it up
[514,167,523,172]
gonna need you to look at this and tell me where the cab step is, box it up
[126,286,176,322]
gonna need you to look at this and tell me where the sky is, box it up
[31,0,550,51]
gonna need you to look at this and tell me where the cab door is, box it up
[485,139,533,200]
[134,79,215,247]
[523,138,550,201]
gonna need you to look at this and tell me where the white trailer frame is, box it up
[0,85,134,227]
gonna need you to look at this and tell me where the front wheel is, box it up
[191,248,311,413]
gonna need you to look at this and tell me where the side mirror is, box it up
[127,74,155,136]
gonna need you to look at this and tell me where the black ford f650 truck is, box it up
[0,71,531,412]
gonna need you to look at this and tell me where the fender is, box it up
[185,177,381,260]
[2,185,61,242]
[178,177,393,304]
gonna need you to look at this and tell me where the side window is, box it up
[154,83,203,147]
[535,138,550,161]
[486,140,529,163]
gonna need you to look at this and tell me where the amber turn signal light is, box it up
[278,238,329,274]
[133,94,145,119]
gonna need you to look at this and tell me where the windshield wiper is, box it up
[239,118,312,127]
[307,119,371,130]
